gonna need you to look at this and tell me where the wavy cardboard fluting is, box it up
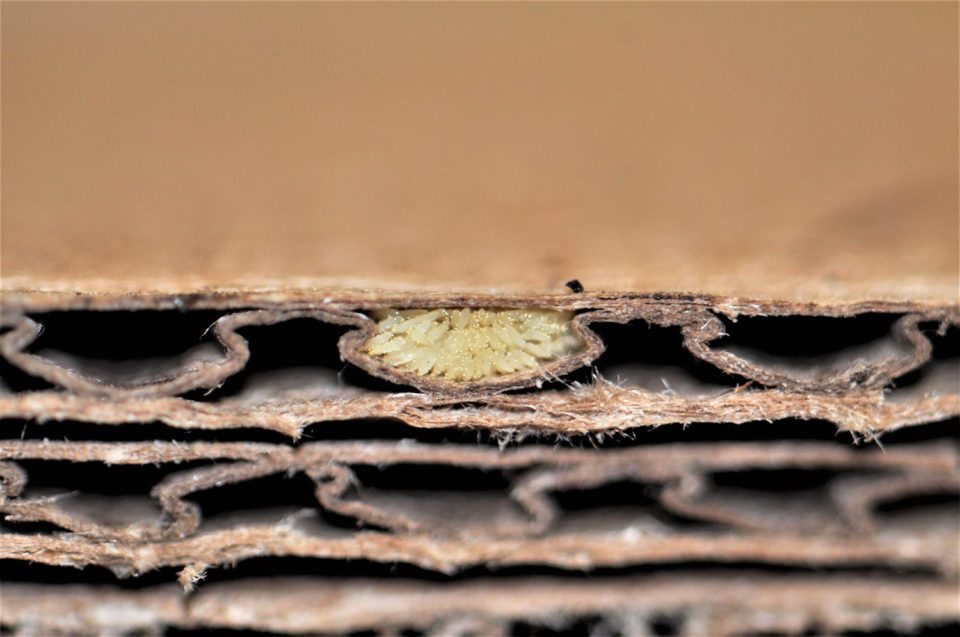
[4,439,956,538]
[2,297,957,424]
[2,440,957,576]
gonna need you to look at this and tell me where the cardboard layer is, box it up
[3,440,956,577]
[3,2,957,303]
[4,576,958,636]
[2,305,956,435]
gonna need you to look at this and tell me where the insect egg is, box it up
[364,308,582,382]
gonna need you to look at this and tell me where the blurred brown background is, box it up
[2,2,957,300]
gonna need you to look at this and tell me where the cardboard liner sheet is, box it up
[4,3,958,307]
[3,381,957,441]
[4,575,959,636]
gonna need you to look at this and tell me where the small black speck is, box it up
[565,279,584,293]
